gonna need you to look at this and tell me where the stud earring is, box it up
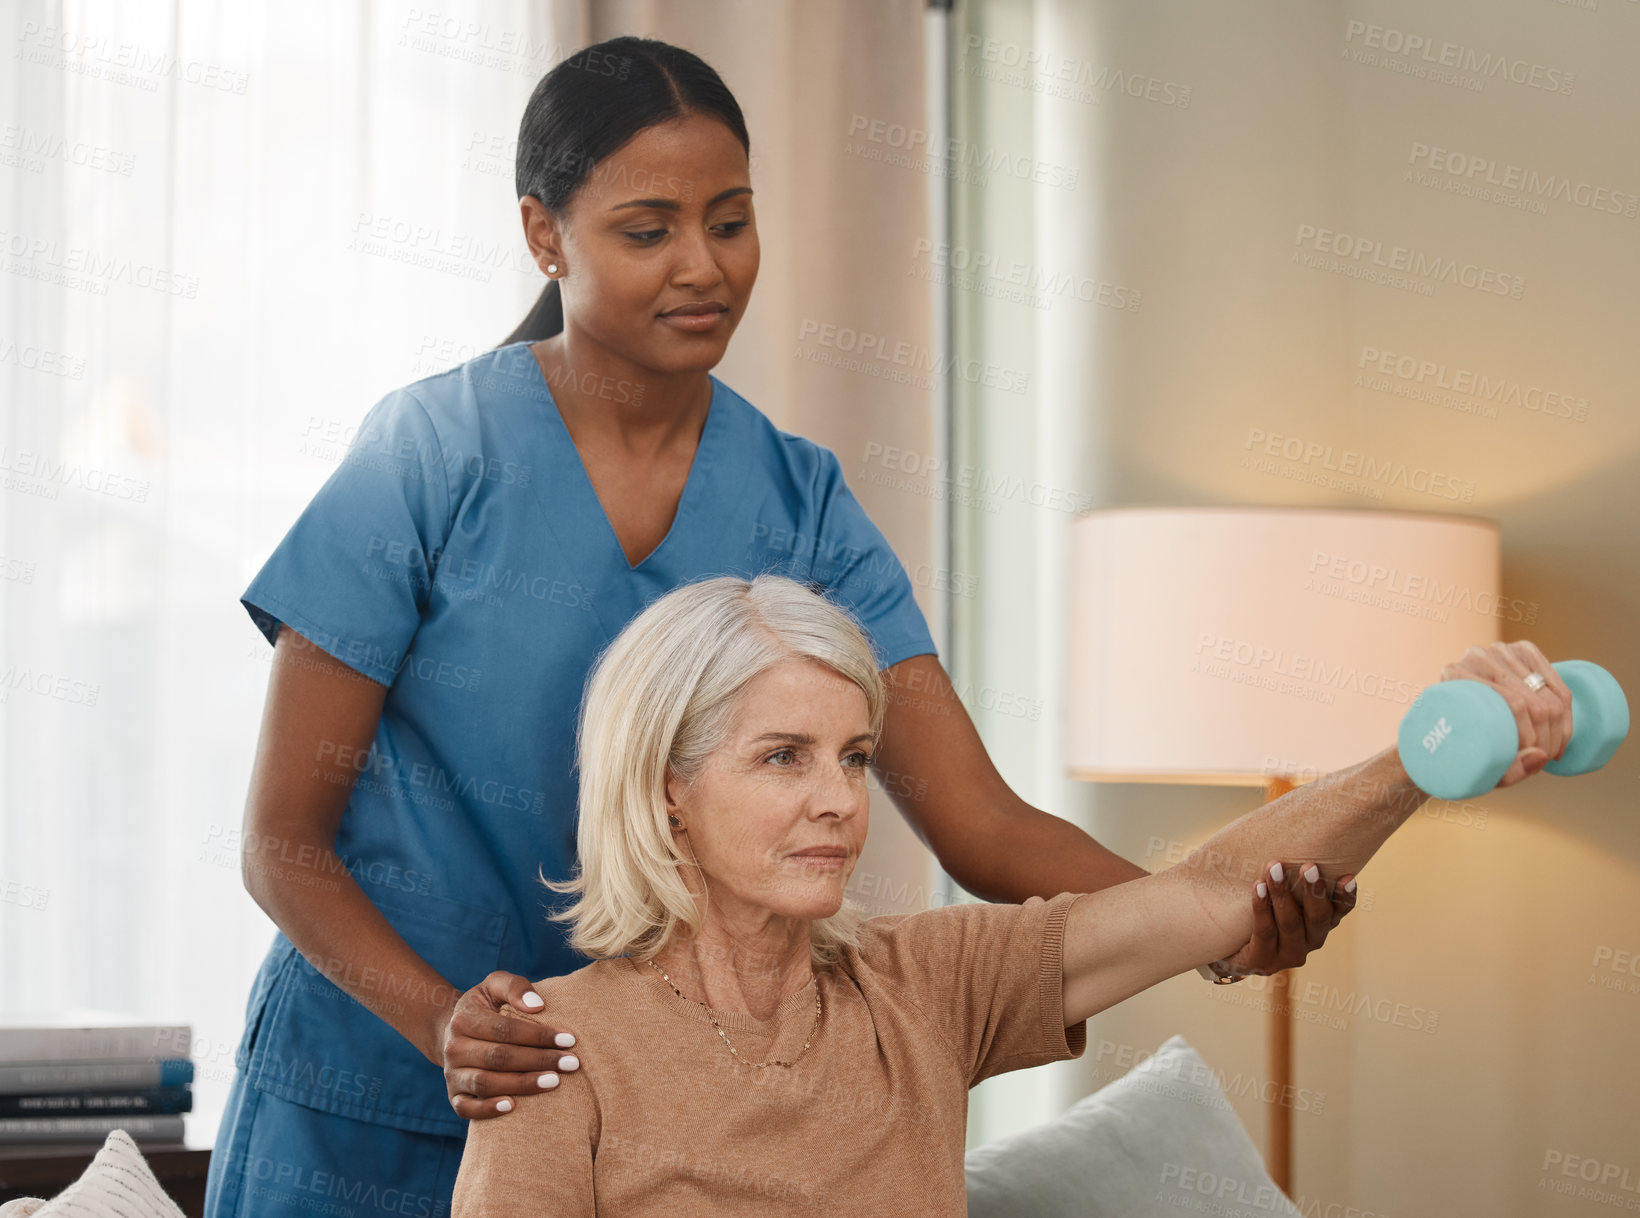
[547,263,558,275]
[668,815,682,829]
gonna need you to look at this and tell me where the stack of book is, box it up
[0,1015,194,1146]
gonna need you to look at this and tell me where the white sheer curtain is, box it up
[0,0,563,1144]
[3,0,949,1151]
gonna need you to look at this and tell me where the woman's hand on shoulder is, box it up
[438,970,582,1119]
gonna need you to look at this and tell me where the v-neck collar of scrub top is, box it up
[516,343,744,641]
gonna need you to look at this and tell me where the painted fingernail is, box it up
[1303,865,1320,883]
[538,1072,559,1089]
[496,1098,514,1112]
[1269,862,1285,883]
[1343,878,1357,894]
[557,1055,580,1072]
[1257,881,1269,899]
[555,1032,576,1048]
[521,991,544,1009]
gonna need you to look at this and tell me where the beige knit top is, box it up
[451,892,1087,1216]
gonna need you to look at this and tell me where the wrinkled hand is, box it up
[439,971,581,1119]
[1437,640,1574,788]
[1207,860,1357,981]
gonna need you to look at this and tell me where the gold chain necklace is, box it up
[644,958,822,1069]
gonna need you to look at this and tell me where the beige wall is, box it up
[949,0,1640,1214]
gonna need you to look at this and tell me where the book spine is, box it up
[0,1025,192,1063]
[0,1087,193,1116]
[0,1114,186,1142]
[0,1059,194,1095]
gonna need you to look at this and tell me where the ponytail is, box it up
[499,278,564,347]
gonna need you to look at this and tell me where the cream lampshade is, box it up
[1064,506,1502,1191]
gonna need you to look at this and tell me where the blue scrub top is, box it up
[234,340,937,1136]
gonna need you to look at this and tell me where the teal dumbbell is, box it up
[1398,660,1630,800]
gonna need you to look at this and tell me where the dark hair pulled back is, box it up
[497,36,751,348]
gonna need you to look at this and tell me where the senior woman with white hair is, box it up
[450,573,1570,1215]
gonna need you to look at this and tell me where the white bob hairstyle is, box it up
[544,572,887,968]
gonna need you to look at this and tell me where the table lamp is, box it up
[1065,506,1501,1192]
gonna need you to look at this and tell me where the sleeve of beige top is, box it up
[449,1006,599,1218]
[854,892,1089,1088]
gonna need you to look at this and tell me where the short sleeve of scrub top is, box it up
[230,343,937,1138]
[795,445,939,672]
[241,386,453,681]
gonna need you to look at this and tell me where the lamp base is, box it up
[1263,775,1298,1195]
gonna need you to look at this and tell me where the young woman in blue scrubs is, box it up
[205,36,1353,1217]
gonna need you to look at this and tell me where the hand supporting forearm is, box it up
[1156,746,1426,961]
[1061,745,1428,1024]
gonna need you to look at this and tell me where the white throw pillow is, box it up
[0,1130,186,1218]
[965,1034,1301,1218]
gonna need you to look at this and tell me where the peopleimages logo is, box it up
[1407,142,1636,218]
[957,35,1193,109]
[0,226,199,298]
[860,441,1092,514]
[0,125,136,177]
[1588,943,1640,996]
[1343,20,1576,95]
[1307,548,1539,625]
[1292,224,1525,299]
[1093,1040,1325,1114]
[1540,1149,1640,1203]
[796,319,1031,395]
[15,20,250,94]
[1357,347,1588,422]
[845,114,1080,190]
[1194,632,1421,707]
[909,239,1142,313]
[1243,427,1477,503]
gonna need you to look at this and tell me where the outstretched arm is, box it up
[1060,747,1419,1022]
[872,653,1346,974]
[1059,640,1574,1024]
